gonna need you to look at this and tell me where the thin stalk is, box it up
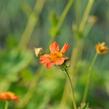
[79,0,95,33]
[74,0,81,27]
[53,0,74,37]
[64,67,77,109]
[21,1,32,17]
[19,0,46,49]
[59,33,84,109]
[4,101,9,109]
[82,53,98,102]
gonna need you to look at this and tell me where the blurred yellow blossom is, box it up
[96,42,109,54]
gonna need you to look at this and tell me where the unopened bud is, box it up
[34,48,43,57]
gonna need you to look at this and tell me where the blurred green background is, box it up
[0,0,109,109]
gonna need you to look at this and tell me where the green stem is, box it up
[63,67,77,109]
[53,0,74,37]
[82,53,98,102]
[74,0,81,27]
[79,0,95,33]
[4,101,9,109]
[19,0,46,50]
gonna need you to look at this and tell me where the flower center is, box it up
[50,52,63,61]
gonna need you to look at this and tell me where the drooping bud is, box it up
[34,48,43,57]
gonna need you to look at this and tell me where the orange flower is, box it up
[96,42,109,54]
[0,92,19,101]
[40,42,70,68]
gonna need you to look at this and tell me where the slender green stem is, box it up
[53,0,74,37]
[56,0,74,30]
[19,0,46,50]
[74,0,81,27]
[63,67,77,109]
[82,53,98,102]
[79,0,95,32]
[4,101,9,109]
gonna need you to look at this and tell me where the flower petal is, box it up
[55,58,66,65]
[40,54,50,64]
[49,42,60,53]
[46,62,54,68]
[40,54,54,68]
[61,43,70,53]
[0,92,18,101]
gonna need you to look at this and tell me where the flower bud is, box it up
[34,48,43,57]
[96,42,109,54]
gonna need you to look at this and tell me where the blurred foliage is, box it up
[0,0,109,109]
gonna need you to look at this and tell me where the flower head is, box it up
[40,42,70,68]
[96,42,109,54]
[0,92,19,101]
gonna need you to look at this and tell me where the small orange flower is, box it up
[0,92,19,101]
[40,42,70,68]
[96,42,109,54]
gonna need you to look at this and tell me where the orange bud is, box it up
[96,42,109,54]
